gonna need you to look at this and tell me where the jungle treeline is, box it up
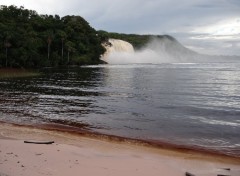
[0,5,106,68]
[0,5,158,68]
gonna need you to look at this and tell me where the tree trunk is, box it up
[68,51,70,63]
[61,39,64,60]
[47,36,52,60]
[48,43,50,59]
[5,47,8,67]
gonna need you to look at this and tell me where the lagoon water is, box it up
[0,63,240,157]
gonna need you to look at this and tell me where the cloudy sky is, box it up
[2,0,240,55]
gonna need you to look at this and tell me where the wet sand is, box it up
[0,123,239,176]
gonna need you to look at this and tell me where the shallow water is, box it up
[0,63,240,157]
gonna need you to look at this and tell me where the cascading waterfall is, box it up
[101,39,135,63]
[101,37,240,64]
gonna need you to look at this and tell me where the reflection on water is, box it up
[0,67,105,128]
[0,63,240,156]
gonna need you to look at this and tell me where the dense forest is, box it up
[0,5,164,68]
[0,5,106,68]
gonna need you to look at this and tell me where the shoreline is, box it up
[0,122,240,176]
[1,121,240,160]
[0,68,40,79]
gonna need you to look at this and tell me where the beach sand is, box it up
[0,123,239,176]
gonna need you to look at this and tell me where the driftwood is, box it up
[24,140,54,144]
[185,169,231,176]
[185,172,195,176]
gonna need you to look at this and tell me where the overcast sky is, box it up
[2,0,240,56]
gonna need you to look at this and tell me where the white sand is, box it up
[0,123,239,176]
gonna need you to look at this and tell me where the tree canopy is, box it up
[97,30,176,50]
[0,5,105,68]
[98,30,153,50]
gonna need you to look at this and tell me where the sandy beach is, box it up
[0,123,239,176]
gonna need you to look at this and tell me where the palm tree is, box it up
[65,41,76,63]
[4,40,11,67]
[47,36,52,60]
[45,30,54,60]
[57,31,67,60]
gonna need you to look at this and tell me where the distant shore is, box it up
[0,122,239,176]
[0,68,40,79]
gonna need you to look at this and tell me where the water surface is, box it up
[0,63,240,157]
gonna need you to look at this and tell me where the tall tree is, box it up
[57,30,67,60]
[65,41,76,63]
[4,40,11,67]
[45,30,54,60]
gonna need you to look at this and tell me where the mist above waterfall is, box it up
[101,36,240,64]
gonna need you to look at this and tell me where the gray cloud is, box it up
[1,0,240,55]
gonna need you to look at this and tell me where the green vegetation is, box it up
[0,5,105,68]
[0,5,176,69]
[0,68,40,78]
[98,30,151,49]
[98,30,175,50]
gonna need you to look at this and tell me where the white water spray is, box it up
[101,37,240,64]
[101,39,134,63]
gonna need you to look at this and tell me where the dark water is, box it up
[0,63,240,157]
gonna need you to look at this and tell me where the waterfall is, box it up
[101,37,240,64]
[101,39,135,63]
